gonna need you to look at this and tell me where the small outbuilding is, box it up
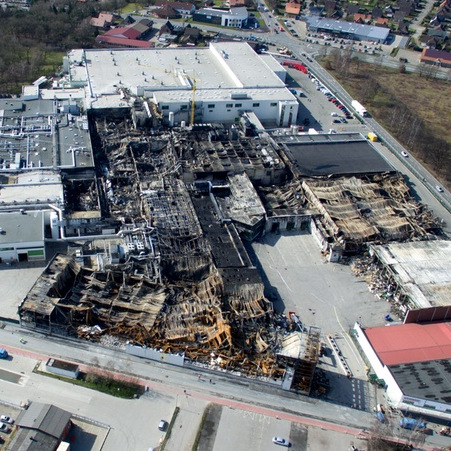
[46,358,80,379]
[8,402,72,451]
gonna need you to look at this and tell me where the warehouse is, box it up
[353,319,451,420]
[306,16,390,43]
[64,42,298,126]
[369,240,451,310]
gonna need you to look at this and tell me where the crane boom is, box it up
[190,79,196,126]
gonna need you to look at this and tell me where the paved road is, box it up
[1,324,447,450]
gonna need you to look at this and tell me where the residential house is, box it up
[346,3,359,18]
[384,5,394,18]
[179,25,201,45]
[324,0,336,17]
[285,0,301,16]
[371,6,383,20]
[376,17,389,25]
[437,0,451,22]
[90,12,114,29]
[421,26,449,48]
[397,19,409,34]
[420,48,451,67]
[354,13,368,23]
[95,18,153,48]
[397,0,413,16]
[159,20,177,36]
[154,1,195,18]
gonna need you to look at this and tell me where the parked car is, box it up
[0,416,13,424]
[272,436,290,446]
[0,348,8,359]
[0,422,10,433]
[158,420,168,431]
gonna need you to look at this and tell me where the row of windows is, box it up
[162,102,278,110]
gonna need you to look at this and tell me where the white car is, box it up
[0,422,10,433]
[272,436,290,446]
[401,151,408,157]
[0,415,13,424]
[436,185,444,193]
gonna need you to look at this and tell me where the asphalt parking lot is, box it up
[280,62,364,133]
[195,404,368,451]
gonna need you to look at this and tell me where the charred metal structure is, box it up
[18,114,443,389]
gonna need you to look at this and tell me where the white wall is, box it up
[126,343,185,366]
[0,240,45,262]
[158,97,297,125]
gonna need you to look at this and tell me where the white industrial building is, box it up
[64,42,299,127]
[353,320,451,421]
[0,211,46,262]
[194,7,249,28]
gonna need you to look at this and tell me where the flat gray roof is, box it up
[306,16,390,41]
[16,402,72,439]
[0,211,44,245]
[0,98,93,170]
[370,241,451,308]
[389,360,451,404]
[68,42,291,104]
[283,137,393,176]
[0,171,63,205]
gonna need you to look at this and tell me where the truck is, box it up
[367,132,378,142]
[351,99,368,117]
[283,61,308,74]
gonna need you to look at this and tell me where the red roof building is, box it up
[95,35,153,48]
[420,48,451,67]
[90,12,114,28]
[354,319,451,419]
[103,26,141,40]
[285,0,301,16]
[364,322,451,366]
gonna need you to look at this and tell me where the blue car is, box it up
[0,348,8,359]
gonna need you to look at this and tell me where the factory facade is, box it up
[64,42,299,127]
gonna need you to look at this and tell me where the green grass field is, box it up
[326,59,451,185]
[41,51,66,76]
[120,2,141,13]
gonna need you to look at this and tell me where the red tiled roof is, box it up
[365,322,451,366]
[95,35,152,48]
[104,27,141,40]
[285,1,301,14]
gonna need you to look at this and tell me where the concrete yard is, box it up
[251,232,392,333]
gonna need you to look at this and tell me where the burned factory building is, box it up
[15,43,445,391]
